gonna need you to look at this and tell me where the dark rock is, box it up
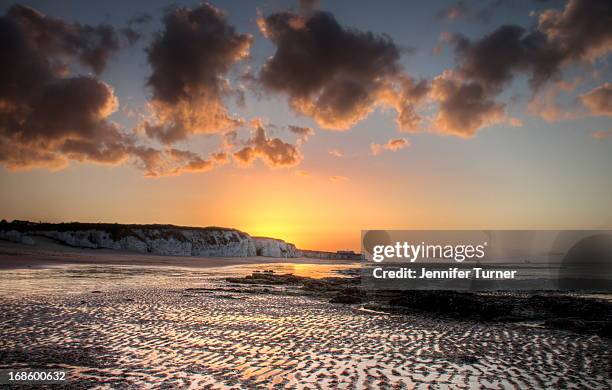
[330,294,362,304]
[599,321,612,338]
[227,273,307,285]
[453,355,479,365]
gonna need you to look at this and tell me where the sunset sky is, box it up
[0,0,611,251]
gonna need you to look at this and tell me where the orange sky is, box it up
[1,1,611,252]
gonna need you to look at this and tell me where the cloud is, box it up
[381,75,430,132]
[591,129,612,140]
[328,149,343,157]
[436,0,521,24]
[537,0,612,62]
[329,175,349,182]
[257,9,425,132]
[233,125,303,168]
[288,125,315,142]
[3,5,122,74]
[452,0,612,92]
[436,1,467,21]
[437,0,612,135]
[141,3,253,144]
[452,25,561,92]
[528,78,582,122]
[0,5,132,170]
[580,83,612,116]
[0,5,230,177]
[130,146,226,177]
[370,138,410,156]
[430,71,505,137]
[120,13,152,45]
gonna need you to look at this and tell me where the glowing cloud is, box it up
[233,125,303,168]
[581,83,612,116]
[370,138,410,156]
[142,3,253,144]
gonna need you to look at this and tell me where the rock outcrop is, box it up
[0,221,300,258]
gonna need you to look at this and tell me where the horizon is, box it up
[1,218,358,251]
[1,0,611,252]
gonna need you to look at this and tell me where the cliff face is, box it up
[0,222,298,258]
[252,237,298,257]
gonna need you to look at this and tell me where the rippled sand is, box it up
[0,265,610,388]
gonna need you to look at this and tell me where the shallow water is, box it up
[0,262,357,296]
[0,263,610,388]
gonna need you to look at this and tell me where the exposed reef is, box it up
[226,271,612,338]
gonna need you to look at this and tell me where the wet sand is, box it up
[0,264,610,388]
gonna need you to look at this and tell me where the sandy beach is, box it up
[0,239,347,270]
[0,241,610,388]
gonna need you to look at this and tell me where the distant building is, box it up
[300,249,361,260]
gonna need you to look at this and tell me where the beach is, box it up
[0,238,349,270]
[0,242,610,388]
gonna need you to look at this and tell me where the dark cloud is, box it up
[538,0,612,61]
[121,12,152,45]
[258,9,424,131]
[121,27,141,45]
[0,5,129,169]
[580,83,612,116]
[142,3,253,144]
[233,125,303,168]
[0,5,220,177]
[288,125,314,142]
[288,125,314,137]
[4,5,121,75]
[430,71,505,137]
[440,0,612,134]
[452,26,564,92]
[453,0,612,92]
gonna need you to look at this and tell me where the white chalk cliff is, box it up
[0,224,299,258]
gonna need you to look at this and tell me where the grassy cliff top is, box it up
[0,220,246,238]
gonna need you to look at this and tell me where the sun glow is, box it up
[200,169,372,251]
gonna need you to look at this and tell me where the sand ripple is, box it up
[0,272,610,388]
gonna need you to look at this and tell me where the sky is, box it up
[0,0,611,251]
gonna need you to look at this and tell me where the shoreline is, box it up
[0,239,354,270]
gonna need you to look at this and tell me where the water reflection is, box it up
[0,262,359,297]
